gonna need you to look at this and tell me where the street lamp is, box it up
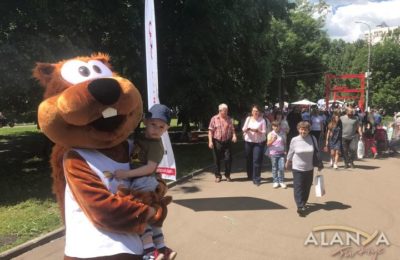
[355,21,371,111]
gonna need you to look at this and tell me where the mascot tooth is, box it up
[102,107,118,118]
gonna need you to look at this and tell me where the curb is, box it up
[0,161,219,259]
[0,227,65,260]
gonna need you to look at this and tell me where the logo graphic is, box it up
[305,225,390,259]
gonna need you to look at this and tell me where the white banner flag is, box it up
[145,0,176,180]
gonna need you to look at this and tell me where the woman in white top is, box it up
[242,105,267,185]
[285,121,322,217]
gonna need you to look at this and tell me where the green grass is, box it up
[0,124,243,252]
[0,199,60,252]
[0,125,58,252]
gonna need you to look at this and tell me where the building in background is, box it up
[362,23,399,45]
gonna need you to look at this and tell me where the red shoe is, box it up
[143,250,164,260]
[158,247,177,260]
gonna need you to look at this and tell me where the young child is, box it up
[267,120,287,188]
[325,111,342,169]
[363,121,378,158]
[115,104,177,260]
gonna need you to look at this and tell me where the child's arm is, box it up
[114,160,158,179]
[266,132,276,146]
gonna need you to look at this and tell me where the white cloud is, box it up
[315,0,400,42]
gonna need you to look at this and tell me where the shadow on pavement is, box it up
[173,196,287,211]
[306,201,351,216]
[353,165,380,170]
[177,186,202,193]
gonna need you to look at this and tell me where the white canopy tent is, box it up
[291,99,316,106]
[274,101,289,108]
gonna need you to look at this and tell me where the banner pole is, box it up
[145,0,177,180]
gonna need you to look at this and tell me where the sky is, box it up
[309,0,400,42]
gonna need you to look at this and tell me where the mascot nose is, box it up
[88,78,121,105]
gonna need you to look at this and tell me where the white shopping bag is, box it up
[314,175,325,197]
[357,139,365,159]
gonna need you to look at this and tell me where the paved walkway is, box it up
[10,154,400,260]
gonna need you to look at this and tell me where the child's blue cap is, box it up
[145,104,171,125]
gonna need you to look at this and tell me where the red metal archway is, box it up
[325,73,365,111]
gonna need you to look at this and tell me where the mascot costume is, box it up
[34,53,169,260]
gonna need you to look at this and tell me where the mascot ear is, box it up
[33,62,55,87]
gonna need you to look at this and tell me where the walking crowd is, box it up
[208,102,400,217]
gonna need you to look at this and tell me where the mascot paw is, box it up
[131,191,158,205]
[116,185,131,197]
[150,196,171,227]
[161,195,173,205]
[149,208,166,227]
[155,177,168,197]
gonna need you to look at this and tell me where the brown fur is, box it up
[50,145,67,222]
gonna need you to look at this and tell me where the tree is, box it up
[156,0,289,125]
[267,0,330,104]
[0,0,145,121]
[0,0,337,125]
[370,39,400,113]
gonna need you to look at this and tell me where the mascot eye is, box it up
[88,60,112,77]
[93,65,101,73]
[61,59,113,85]
[79,66,91,77]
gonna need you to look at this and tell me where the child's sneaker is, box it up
[143,250,164,260]
[333,163,338,169]
[158,247,177,260]
[272,182,279,188]
[279,182,287,189]
[330,159,334,167]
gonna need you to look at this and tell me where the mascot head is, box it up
[33,53,143,149]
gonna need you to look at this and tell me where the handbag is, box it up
[311,136,324,170]
[314,175,326,197]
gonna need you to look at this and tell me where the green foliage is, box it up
[0,0,145,121]
[0,0,296,124]
[10,0,400,123]
[369,39,400,112]
[268,1,330,103]
[156,0,289,121]
[322,34,400,113]
[372,76,400,112]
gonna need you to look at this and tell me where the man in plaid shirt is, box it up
[208,103,237,183]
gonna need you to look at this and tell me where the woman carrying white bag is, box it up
[285,121,323,217]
